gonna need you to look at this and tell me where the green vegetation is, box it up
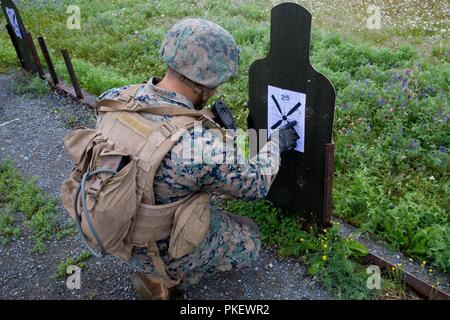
[0,161,69,253]
[0,205,21,246]
[226,199,414,299]
[0,0,448,289]
[327,41,450,272]
[11,74,51,97]
[54,251,92,279]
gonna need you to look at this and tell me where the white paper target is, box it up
[267,85,306,152]
[6,7,22,39]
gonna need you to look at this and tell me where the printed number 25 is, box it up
[281,95,289,101]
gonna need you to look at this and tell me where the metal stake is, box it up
[37,36,59,85]
[24,32,45,78]
[322,142,334,227]
[61,48,83,99]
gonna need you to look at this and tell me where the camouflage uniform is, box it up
[97,78,279,287]
[96,19,280,288]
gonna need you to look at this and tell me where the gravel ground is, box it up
[0,72,332,300]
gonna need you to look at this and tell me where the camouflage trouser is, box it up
[128,210,261,289]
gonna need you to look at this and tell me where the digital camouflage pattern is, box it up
[160,18,239,88]
[97,77,279,287]
[130,210,261,288]
[97,77,279,204]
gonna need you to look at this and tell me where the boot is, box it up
[131,272,170,300]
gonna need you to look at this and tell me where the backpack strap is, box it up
[144,105,214,118]
[133,114,206,207]
[97,88,223,132]
[96,84,143,113]
[97,84,216,116]
[128,115,207,289]
[98,95,216,120]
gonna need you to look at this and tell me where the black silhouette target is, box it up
[1,0,35,71]
[247,3,336,227]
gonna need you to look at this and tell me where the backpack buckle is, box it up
[159,122,177,138]
[73,167,83,180]
[117,95,133,103]
[125,102,140,111]
[86,177,103,200]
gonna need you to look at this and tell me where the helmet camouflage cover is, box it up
[160,18,239,89]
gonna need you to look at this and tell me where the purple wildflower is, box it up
[408,139,418,150]
[402,78,408,88]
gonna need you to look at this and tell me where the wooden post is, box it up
[247,3,336,228]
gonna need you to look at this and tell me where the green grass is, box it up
[225,199,415,299]
[54,251,92,279]
[0,205,21,246]
[0,0,448,279]
[11,74,51,97]
[0,160,70,253]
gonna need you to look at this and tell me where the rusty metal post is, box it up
[5,24,25,69]
[322,142,334,227]
[37,36,58,85]
[61,48,83,99]
[24,32,45,78]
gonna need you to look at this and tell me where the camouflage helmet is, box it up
[160,18,239,89]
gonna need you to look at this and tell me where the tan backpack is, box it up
[60,85,221,287]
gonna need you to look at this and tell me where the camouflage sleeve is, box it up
[172,127,280,201]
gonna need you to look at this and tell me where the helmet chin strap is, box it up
[173,70,216,109]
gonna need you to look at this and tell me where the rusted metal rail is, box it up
[362,252,449,300]
[336,218,450,300]
[50,80,96,108]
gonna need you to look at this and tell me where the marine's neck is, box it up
[156,74,201,106]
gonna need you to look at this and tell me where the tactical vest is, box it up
[60,84,222,287]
